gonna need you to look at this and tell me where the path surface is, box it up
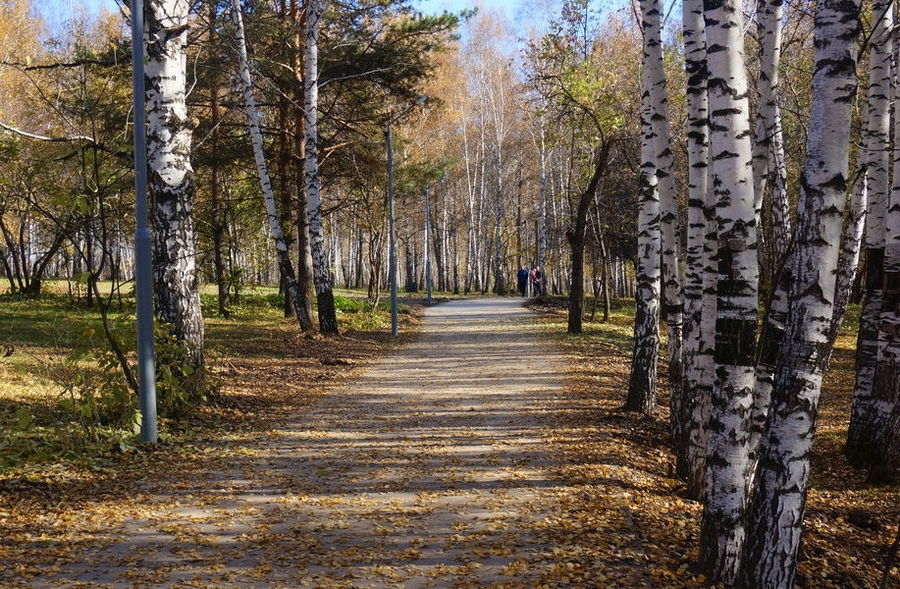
[31,298,576,588]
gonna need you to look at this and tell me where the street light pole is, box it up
[385,96,427,336]
[131,0,157,443]
[423,185,432,305]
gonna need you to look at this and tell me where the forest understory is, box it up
[0,296,896,588]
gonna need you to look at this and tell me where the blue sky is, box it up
[37,0,521,22]
[418,0,517,16]
[36,0,545,44]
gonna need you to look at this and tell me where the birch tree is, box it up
[230,0,310,332]
[742,0,861,582]
[748,0,792,484]
[860,0,900,479]
[287,0,317,331]
[847,0,894,465]
[698,0,759,581]
[303,0,339,334]
[625,0,664,416]
[679,0,714,498]
[644,0,684,430]
[145,0,205,392]
[752,0,790,267]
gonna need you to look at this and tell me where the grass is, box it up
[0,280,434,468]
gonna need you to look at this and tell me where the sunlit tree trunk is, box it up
[829,0,890,345]
[292,0,316,331]
[230,0,309,332]
[303,0,338,334]
[625,0,665,415]
[489,85,507,295]
[646,0,685,442]
[537,125,549,276]
[750,0,791,468]
[698,0,759,582]
[145,0,205,385]
[752,0,790,269]
[847,0,894,466]
[680,0,715,499]
[742,0,860,582]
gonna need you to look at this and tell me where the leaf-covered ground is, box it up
[0,296,897,588]
[528,297,899,589]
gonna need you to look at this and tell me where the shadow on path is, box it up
[20,298,648,589]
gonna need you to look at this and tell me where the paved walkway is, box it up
[31,298,573,588]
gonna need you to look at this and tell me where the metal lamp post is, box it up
[385,96,427,336]
[423,185,432,305]
[131,0,157,443]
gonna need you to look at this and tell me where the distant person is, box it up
[530,266,543,297]
[517,265,530,297]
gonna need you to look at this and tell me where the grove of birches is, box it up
[0,0,897,587]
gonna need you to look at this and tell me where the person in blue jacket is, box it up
[517,265,530,297]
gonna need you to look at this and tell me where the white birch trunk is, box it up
[303,0,338,335]
[847,0,894,464]
[484,74,508,295]
[681,0,715,499]
[749,0,792,469]
[625,0,663,416]
[830,175,866,346]
[145,0,205,380]
[699,0,759,582]
[742,0,860,582]
[865,0,900,476]
[538,134,549,275]
[230,0,308,331]
[752,0,790,264]
[643,0,684,438]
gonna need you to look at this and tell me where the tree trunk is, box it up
[493,150,506,295]
[748,0,793,479]
[865,27,900,479]
[568,145,611,335]
[292,0,316,331]
[303,0,338,335]
[145,0,205,388]
[741,0,860,583]
[699,0,759,582]
[847,0,893,465]
[625,0,664,415]
[209,0,230,318]
[680,0,714,499]
[276,0,295,320]
[646,0,685,468]
[752,0,790,277]
[230,0,309,332]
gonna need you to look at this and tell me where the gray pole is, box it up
[386,124,399,336]
[424,186,432,304]
[131,0,157,443]
[384,96,426,336]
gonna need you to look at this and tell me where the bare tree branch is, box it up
[0,122,131,160]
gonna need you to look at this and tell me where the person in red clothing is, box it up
[529,266,543,297]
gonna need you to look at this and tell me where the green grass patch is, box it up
[0,282,408,470]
